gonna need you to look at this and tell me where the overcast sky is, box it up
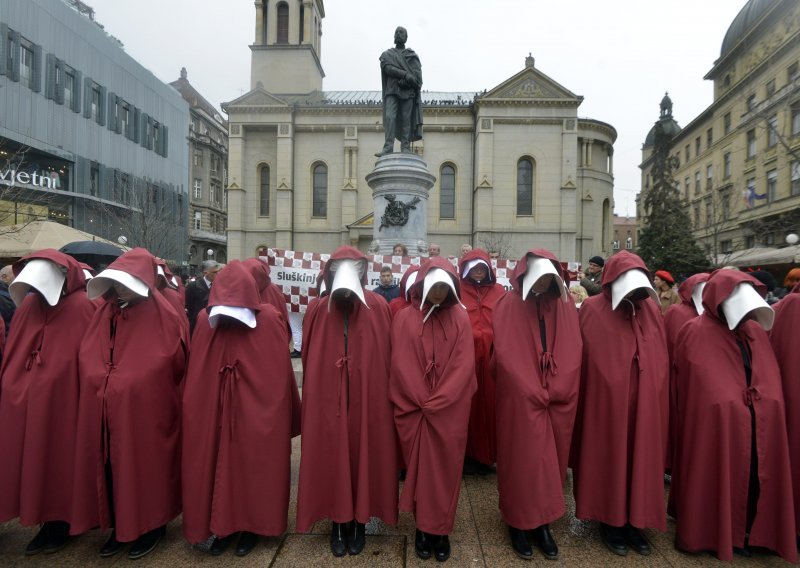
[86,0,746,217]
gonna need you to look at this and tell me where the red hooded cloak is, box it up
[242,258,291,337]
[155,259,189,338]
[181,260,300,543]
[770,291,800,538]
[388,264,419,318]
[296,246,398,532]
[0,249,95,526]
[663,272,709,471]
[491,249,581,529]
[458,249,505,466]
[672,270,796,561]
[571,250,668,530]
[70,248,188,542]
[389,257,476,534]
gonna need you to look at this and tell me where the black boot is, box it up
[348,521,365,555]
[623,523,651,556]
[330,522,348,557]
[25,523,50,555]
[128,525,166,560]
[599,523,628,556]
[43,521,71,554]
[415,529,432,560]
[99,529,125,558]
[530,524,558,560]
[209,533,236,556]
[433,534,450,562]
[235,531,259,556]
[508,526,533,560]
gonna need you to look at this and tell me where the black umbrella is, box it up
[59,240,123,271]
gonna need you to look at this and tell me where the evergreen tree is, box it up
[637,122,708,276]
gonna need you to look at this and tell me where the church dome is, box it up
[720,0,775,58]
[644,93,681,148]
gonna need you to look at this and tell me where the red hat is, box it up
[655,270,674,284]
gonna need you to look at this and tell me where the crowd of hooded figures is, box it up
[0,244,797,563]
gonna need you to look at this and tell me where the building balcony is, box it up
[189,228,227,245]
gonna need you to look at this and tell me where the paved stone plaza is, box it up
[0,362,790,566]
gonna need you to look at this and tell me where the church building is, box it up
[224,0,616,260]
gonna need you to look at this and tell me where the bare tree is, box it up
[475,231,513,259]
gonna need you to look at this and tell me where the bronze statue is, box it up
[376,27,423,157]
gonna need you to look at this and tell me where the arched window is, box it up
[440,164,455,219]
[259,165,270,216]
[312,162,327,217]
[277,2,289,44]
[517,157,535,216]
[602,199,611,250]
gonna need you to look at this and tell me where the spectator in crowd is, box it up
[0,264,15,335]
[572,251,668,557]
[570,285,588,308]
[672,270,796,562]
[390,258,476,562]
[578,256,604,296]
[750,270,780,304]
[373,265,400,303]
[428,243,440,257]
[653,270,680,315]
[492,249,581,561]
[458,249,505,476]
[181,261,300,557]
[392,243,408,257]
[297,247,398,557]
[778,267,800,298]
[0,250,96,555]
[71,249,188,560]
[460,243,472,257]
[185,260,222,335]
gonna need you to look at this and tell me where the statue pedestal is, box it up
[366,153,436,256]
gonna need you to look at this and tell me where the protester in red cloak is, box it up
[242,257,290,335]
[458,249,505,474]
[661,272,709,473]
[296,246,398,558]
[771,287,800,546]
[672,270,796,561]
[491,249,580,560]
[155,259,189,336]
[0,249,95,554]
[70,248,188,560]
[181,260,300,556]
[389,264,419,317]
[571,250,668,556]
[390,257,476,562]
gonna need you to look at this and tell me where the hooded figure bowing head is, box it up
[390,257,476,562]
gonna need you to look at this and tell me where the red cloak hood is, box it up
[509,248,564,296]
[242,258,273,292]
[408,257,462,309]
[104,248,159,294]
[14,248,87,295]
[321,246,368,291]
[701,270,765,324]
[207,260,261,312]
[600,250,650,296]
[458,248,496,284]
[677,272,710,304]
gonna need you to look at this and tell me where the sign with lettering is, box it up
[0,168,59,189]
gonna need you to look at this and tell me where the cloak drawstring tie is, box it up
[424,359,440,391]
[335,355,351,417]
[219,361,241,434]
[25,349,42,370]
[539,352,557,387]
[743,386,761,407]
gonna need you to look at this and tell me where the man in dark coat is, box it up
[672,270,796,562]
[185,260,221,335]
[373,265,400,303]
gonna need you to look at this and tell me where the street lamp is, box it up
[207,248,214,259]
[786,233,799,245]
[118,235,127,246]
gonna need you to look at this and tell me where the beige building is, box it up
[224,0,616,261]
[171,68,229,272]
[640,0,800,263]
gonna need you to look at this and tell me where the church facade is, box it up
[224,0,616,261]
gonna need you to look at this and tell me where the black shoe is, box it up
[25,524,50,556]
[623,524,651,556]
[290,349,302,359]
[330,522,348,557]
[508,526,533,560]
[99,530,125,558]
[209,533,236,556]
[235,531,259,557]
[415,529,432,560]
[462,457,479,476]
[43,521,71,554]
[530,524,558,560]
[348,521,365,555]
[733,545,752,557]
[127,525,166,560]
[433,534,450,562]
[599,523,628,556]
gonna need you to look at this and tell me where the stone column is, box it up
[366,153,435,255]
[254,1,264,44]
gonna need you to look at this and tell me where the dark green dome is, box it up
[720,0,776,58]
[644,92,681,148]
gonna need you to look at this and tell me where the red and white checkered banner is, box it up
[260,249,578,313]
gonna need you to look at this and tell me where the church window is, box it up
[259,165,270,216]
[439,164,455,219]
[312,162,327,217]
[516,157,534,216]
[277,3,289,44]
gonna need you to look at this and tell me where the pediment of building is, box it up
[482,67,581,103]
[222,87,290,111]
